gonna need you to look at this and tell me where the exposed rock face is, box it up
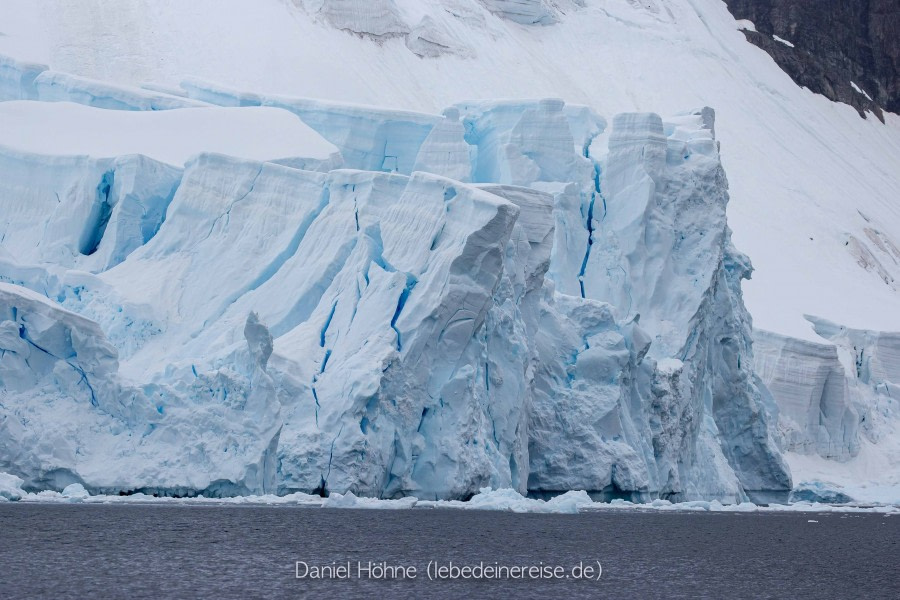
[724,0,900,120]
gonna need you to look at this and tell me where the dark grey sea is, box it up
[0,503,896,599]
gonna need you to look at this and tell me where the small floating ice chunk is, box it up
[62,483,90,500]
[0,472,26,501]
[420,488,592,513]
[322,491,419,509]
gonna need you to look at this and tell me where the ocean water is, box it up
[0,504,897,599]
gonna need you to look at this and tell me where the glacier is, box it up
[0,0,897,505]
[755,317,900,504]
[754,329,861,461]
[4,0,894,347]
[0,64,793,502]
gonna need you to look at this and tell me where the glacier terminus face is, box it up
[0,61,799,503]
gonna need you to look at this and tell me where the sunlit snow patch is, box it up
[772,35,794,48]
[850,82,873,102]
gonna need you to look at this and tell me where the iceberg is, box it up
[789,481,852,504]
[0,471,26,501]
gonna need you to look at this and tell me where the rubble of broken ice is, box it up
[2,475,896,514]
[0,55,897,508]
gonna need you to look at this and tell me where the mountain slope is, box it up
[725,0,900,119]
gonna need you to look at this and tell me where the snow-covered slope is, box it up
[0,0,897,502]
[0,100,340,168]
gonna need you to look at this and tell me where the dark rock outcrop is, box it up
[724,0,899,121]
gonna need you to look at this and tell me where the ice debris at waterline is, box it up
[2,477,897,514]
[0,76,791,503]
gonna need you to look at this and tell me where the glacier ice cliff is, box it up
[179,79,441,174]
[755,317,900,469]
[0,55,205,110]
[0,55,45,101]
[754,329,860,460]
[32,71,207,111]
[0,69,793,502]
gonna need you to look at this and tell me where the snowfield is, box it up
[0,101,340,168]
[0,0,898,506]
